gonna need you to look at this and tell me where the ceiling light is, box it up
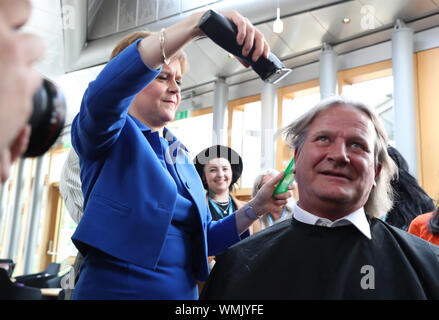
[273,7,283,33]
[342,17,351,24]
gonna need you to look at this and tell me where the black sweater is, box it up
[200,218,439,299]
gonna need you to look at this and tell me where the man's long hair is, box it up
[281,96,397,219]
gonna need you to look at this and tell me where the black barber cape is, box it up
[200,218,439,299]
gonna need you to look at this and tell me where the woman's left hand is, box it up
[248,171,295,217]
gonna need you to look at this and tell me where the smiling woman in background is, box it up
[194,145,254,238]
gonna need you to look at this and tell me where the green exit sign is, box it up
[175,110,191,120]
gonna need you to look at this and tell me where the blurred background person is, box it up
[60,149,83,225]
[59,148,84,299]
[0,0,45,183]
[384,145,435,230]
[409,203,439,245]
[251,168,295,232]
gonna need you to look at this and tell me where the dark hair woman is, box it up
[384,146,435,231]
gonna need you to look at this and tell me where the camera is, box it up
[22,79,66,158]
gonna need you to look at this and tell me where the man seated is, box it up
[200,96,439,299]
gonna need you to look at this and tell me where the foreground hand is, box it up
[0,0,45,152]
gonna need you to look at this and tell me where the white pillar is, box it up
[0,183,6,233]
[212,77,228,145]
[22,156,45,274]
[6,158,26,261]
[261,82,278,170]
[319,43,337,100]
[391,20,418,177]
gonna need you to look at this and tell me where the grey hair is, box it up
[251,168,280,198]
[281,96,397,219]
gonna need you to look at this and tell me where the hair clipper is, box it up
[273,156,295,195]
[198,10,291,84]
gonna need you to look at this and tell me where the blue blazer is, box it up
[71,40,241,281]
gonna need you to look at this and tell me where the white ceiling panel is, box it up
[137,0,158,25]
[359,0,439,26]
[278,12,334,55]
[119,0,138,32]
[310,0,383,42]
[88,0,118,39]
[158,0,181,19]
[181,0,222,12]
[88,0,104,29]
[258,24,295,59]
[333,27,392,55]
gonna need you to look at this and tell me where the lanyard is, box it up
[268,208,286,226]
[208,195,234,219]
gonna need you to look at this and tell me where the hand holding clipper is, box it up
[198,10,291,84]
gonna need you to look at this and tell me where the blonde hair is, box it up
[109,30,188,74]
[282,96,397,219]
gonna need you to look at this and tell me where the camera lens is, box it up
[23,79,66,158]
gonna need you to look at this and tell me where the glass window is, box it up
[230,101,261,188]
[281,92,321,127]
[278,91,320,169]
[55,201,78,265]
[0,163,18,258]
[167,111,213,160]
[342,75,395,144]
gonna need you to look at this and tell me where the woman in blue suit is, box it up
[71,10,293,300]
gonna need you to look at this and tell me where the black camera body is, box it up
[23,79,66,158]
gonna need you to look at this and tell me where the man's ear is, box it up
[373,163,382,187]
[293,148,300,174]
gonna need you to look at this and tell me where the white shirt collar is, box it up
[293,203,372,240]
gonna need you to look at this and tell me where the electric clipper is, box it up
[198,10,291,84]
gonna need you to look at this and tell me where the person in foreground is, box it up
[71,10,293,300]
[0,0,45,183]
[200,96,439,300]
